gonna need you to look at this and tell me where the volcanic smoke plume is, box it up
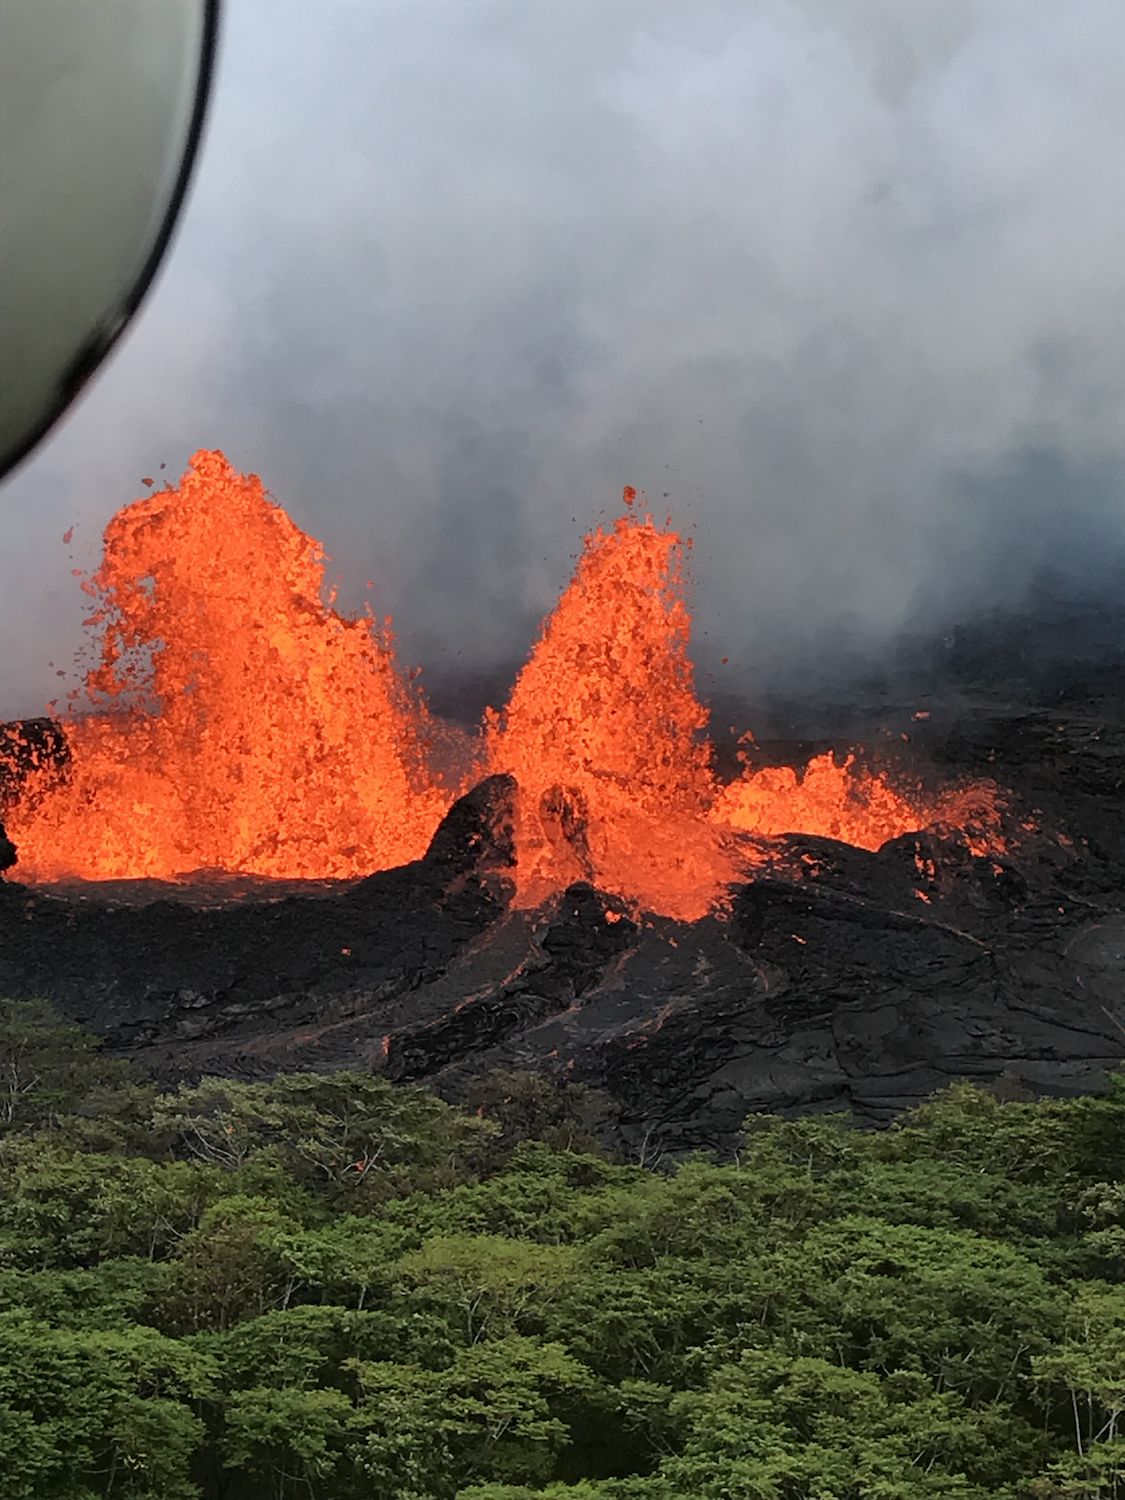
[0,453,1003,916]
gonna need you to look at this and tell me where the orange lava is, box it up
[713,752,932,850]
[2,455,1006,913]
[712,751,1004,855]
[485,489,741,920]
[4,451,448,881]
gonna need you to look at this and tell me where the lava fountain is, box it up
[1,453,1003,912]
[2,451,449,881]
[485,487,742,919]
[713,750,1003,857]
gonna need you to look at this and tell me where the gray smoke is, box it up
[4,0,1125,718]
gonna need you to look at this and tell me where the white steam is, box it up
[3,0,1125,715]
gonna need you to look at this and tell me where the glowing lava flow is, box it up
[3,451,448,881]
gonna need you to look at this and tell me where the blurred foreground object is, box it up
[0,0,219,481]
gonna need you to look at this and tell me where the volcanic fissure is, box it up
[1,451,1121,1152]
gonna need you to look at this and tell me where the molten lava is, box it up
[485,489,741,919]
[3,452,448,881]
[713,751,926,850]
[2,453,1005,913]
[712,749,1004,865]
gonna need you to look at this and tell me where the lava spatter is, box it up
[713,751,931,851]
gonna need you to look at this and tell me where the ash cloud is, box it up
[4,0,1125,718]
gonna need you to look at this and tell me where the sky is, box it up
[4,0,1125,718]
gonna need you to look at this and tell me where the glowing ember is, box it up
[3,451,448,881]
[1,454,1006,912]
[486,489,741,919]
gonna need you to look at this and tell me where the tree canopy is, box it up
[1,997,1123,1498]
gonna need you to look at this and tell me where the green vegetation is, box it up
[1,998,1124,1498]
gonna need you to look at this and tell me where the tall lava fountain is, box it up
[3,452,448,881]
